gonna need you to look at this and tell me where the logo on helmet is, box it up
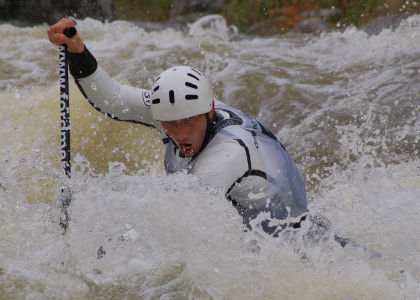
[142,91,151,108]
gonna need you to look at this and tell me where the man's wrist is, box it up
[68,45,98,79]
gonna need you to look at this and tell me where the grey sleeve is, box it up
[67,46,161,130]
[76,66,160,130]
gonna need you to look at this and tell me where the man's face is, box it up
[160,114,208,157]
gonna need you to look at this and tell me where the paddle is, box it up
[59,27,76,235]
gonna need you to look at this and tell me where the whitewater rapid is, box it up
[0,15,420,299]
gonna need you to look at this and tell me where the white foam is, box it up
[1,16,420,299]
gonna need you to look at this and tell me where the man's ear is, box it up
[210,100,215,116]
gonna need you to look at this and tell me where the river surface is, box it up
[1,15,420,299]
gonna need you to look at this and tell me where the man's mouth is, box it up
[178,143,194,154]
[180,143,192,151]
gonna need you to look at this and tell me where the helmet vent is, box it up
[152,99,160,104]
[153,85,160,92]
[187,73,199,81]
[169,90,175,104]
[185,82,197,89]
[185,95,198,100]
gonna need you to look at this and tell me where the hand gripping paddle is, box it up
[59,27,76,235]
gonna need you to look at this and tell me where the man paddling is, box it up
[48,18,308,237]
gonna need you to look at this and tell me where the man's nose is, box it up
[174,125,188,140]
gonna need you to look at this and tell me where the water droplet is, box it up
[91,82,97,91]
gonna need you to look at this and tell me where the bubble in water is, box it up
[181,56,188,65]
[90,123,99,130]
[91,82,97,91]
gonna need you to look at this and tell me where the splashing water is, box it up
[1,16,420,299]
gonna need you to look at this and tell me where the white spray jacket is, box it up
[70,48,307,233]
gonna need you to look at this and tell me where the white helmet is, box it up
[150,66,214,121]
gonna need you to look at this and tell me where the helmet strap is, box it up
[203,113,212,144]
[190,111,216,160]
[205,111,216,137]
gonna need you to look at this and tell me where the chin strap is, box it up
[190,111,217,160]
[206,110,218,138]
[205,112,215,131]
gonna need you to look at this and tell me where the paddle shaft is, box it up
[59,27,76,178]
[59,27,76,235]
